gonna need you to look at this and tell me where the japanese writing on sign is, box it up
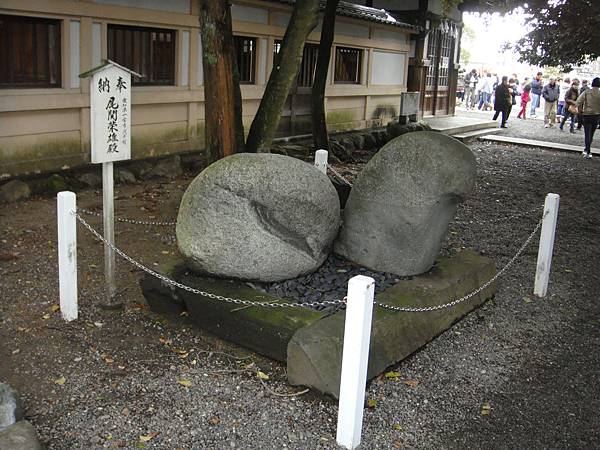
[91,65,131,163]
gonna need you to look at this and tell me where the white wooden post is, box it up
[336,275,375,449]
[315,149,328,175]
[57,191,78,321]
[102,161,117,304]
[534,193,560,297]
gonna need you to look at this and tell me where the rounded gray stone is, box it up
[176,153,340,282]
[0,421,43,450]
[334,131,476,276]
[0,180,30,203]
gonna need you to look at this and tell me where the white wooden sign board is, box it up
[90,65,131,164]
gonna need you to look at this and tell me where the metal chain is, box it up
[73,208,548,313]
[74,212,345,310]
[78,207,176,227]
[327,164,353,187]
[374,212,547,312]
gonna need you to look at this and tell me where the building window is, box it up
[438,31,453,87]
[425,29,439,87]
[334,46,362,84]
[274,40,319,87]
[234,36,256,84]
[0,15,61,88]
[108,24,175,86]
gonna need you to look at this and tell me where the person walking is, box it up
[529,72,543,117]
[576,77,600,159]
[517,84,531,119]
[478,73,493,110]
[559,79,580,133]
[558,77,571,119]
[542,77,560,127]
[493,76,512,128]
[464,69,479,110]
[577,80,590,130]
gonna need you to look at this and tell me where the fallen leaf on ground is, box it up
[158,337,172,345]
[12,349,20,355]
[564,269,572,273]
[523,296,533,303]
[404,379,420,388]
[138,432,159,442]
[481,402,492,415]
[178,379,192,388]
[393,439,404,448]
[208,416,220,426]
[256,371,270,381]
[42,314,51,320]
[385,371,401,380]
[367,399,377,408]
[0,252,19,261]
[51,304,60,312]
[104,357,114,364]
[54,376,66,385]
[93,322,103,328]
[393,423,403,431]
[173,348,188,355]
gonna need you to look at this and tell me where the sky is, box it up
[461,11,541,79]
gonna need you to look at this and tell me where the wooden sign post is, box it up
[81,60,139,307]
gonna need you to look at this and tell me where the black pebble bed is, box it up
[261,254,409,310]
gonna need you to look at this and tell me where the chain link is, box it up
[78,207,176,227]
[327,164,353,187]
[73,207,548,313]
[74,212,345,310]
[374,212,547,312]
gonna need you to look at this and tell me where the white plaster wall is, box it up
[231,4,269,24]
[371,51,405,85]
[93,0,190,14]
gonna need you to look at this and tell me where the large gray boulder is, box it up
[334,131,476,276]
[177,153,341,282]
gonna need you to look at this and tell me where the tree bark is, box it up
[311,0,339,151]
[244,0,320,153]
[199,0,244,163]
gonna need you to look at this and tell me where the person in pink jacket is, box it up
[517,84,531,119]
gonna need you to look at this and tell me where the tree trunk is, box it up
[311,0,339,151]
[244,0,320,153]
[199,0,244,163]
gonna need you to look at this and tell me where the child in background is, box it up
[517,84,531,119]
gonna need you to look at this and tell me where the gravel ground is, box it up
[457,106,594,149]
[1,139,599,449]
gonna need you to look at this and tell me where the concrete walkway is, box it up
[479,135,599,157]
[430,108,599,156]
[424,115,496,135]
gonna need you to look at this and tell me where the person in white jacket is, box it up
[477,73,494,111]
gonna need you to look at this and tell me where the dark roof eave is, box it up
[274,0,423,33]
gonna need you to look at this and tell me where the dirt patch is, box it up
[1,141,599,449]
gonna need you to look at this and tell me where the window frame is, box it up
[334,46,363,85]
[0,14,62,89]
[107,23,176,87]
[273,40,319,88]
[234,35,257,85]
